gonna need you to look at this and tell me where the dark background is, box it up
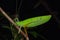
[0,0,60,40]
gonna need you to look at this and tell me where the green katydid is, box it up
[15,15,52,28]
[14,15,52,38]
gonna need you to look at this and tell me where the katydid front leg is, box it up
[14,17,21,34]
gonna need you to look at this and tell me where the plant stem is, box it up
[24,26,29,40]
[14,34,18,40]
[0,7,29,40]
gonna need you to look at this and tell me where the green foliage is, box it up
[16,15,52,27]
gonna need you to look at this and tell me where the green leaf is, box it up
[16,15,52,27]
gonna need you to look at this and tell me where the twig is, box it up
[0,7,29,40]
[24,27,29,40]
[33,0,41,8]
[16,0,17,14]
[17,0,23,14]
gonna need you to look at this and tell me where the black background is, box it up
[0,0,60,40]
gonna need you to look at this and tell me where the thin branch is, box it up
[17,0,23,14]
[24,27,29,40]
[33,0,41,8]
[16,0,18,14]
[0,7,29,40]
